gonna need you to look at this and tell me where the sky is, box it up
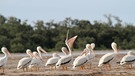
[0,0,135,25]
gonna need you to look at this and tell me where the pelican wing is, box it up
[0,57,7,67]
[73,55,88,68]
[46,57,60,66]
[56,55,72,66]
[98,53,116,66]
[120,55,135,65]
[17,57,32,69]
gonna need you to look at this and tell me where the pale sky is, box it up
[0,0,135,25]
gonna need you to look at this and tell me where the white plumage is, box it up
[98,42,118,70]
[56,30,77,70]
[17,49,33,71]
[29,52,43,71]
[73,49,88,69]
[45,53,60,69]
[120,51,135,68]
[0,47,13,74]
[29,46,47,71]
[45,47,69,69]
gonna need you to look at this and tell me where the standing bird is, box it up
[45,47,69,70]
[98,42,118,70]
[73,48,88,70]
[17,49,34,72]
[56,30,78,70]
[29,46,47,71]
[85,43,95,69]
[120,51,135,69]
[0,47,13,74]
[29,52,44,71]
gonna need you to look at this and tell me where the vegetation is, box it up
[0,14,135,53]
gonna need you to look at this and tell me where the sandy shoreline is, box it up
[1,50,135,76]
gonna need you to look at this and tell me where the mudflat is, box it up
[1,51,135,76]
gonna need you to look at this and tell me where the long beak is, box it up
[40,48,48,54]
[80,49,87,56]
[67,35,78,49]
[36,54,44,62]
[29,52,34,57]
[6,50,14,59]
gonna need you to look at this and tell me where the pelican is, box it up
[29,46,47,71]
[29,52,43,71]
[45,47,69,70]
[0,47,13,74]
[85,43,95,69]
[120,51,135,69]
[17,49,33,72]
[73,48,88,70]
[56,30,78,70]
[90,43,96,59]
[98,42,118,70]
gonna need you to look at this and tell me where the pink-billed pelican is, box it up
[73,48,88,70]
[98,42,118,70]
[120,51,135,69]
[29,46,47,71]
[17,49,34,72]
[0,47,13,74]
[56,30,78,70]
[29,52,43,71]
[45,47,69,70]
[82,43,95,69]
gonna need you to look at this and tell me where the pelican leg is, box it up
[2,67,4,73]
[65,66,67,70]
[83,65,85,69]
[62,66,64,70]
[54,66,56,70]
[37,66,39,71]
[89,63,91,69]
[50,66,52,70]
[108,64,111,70]
[80,66,83,70]
[105,64,108,70]
[129,64,132,69]
[23,68,24,72]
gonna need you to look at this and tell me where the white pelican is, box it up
[73,48,88,70]
[0,47,13,74]
[85,43,95,69]
[56,30,78,70]
[29,52,44,71]
[29,46,47,71]
[45,53,60,70]
[120,51,135,69]
[90,43,96,59]
[45,47,69,70]
[98,42,118,70]
[17,49,33,72]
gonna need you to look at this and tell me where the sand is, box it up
[0,51,135,76]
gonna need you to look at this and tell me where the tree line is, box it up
[0,14,135,53]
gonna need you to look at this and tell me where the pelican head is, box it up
[111,42,118,54]
[86,44,91,50]
[127,51,135,55]
[37,46,47,54]
[91,43,95,50]
[52,53,60,57]
[26,49,34,58]
[1,47,13,58]
[61,47,69,55]
[33,51,44,62]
